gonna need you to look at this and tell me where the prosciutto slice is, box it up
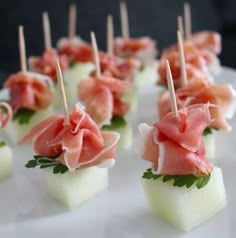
[18,103,120,172]
[0,102,12,128]
[78,75,130,126]
[135,104,213,176]
[4,72,54,112]
[57,37,94,63]
[157,41,207,88]
[29,48,68,79]
[158,79,236,131]
[114,37,157,64]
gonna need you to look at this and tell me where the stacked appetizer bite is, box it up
[2,26,55,144]
[28,12,69,109]
[78,33,132,149]
[114,1,158,87]
[0,102,13,181]
[18,59,120,208]
[135,60,227,231]
[57,4,95,104]
[183,2,222,76]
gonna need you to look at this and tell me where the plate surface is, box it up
[0,67,235,238]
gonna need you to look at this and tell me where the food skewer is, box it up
[184,1,191,39]
[43,12,52,50]
[107,14,114,57]
[68,3,77,40]
[165,60,178,117]
[56,59,70,126]
[120,0,130,39]
[91,32,101,77]
[19,26,27,73]
[177,16,184,43]
[177,30,188,87]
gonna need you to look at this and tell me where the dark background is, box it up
[0,0,235,78]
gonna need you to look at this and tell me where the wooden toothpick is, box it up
[56,59,70,126]
[107,14,114,57]
[91,32,101,77]
[166,60,178,117]
[184,1,191,39]
[43,12,52,49]
[120,1,130,39]
[177,31,187,87]
[68,3,76,40]
[18,25,27,73]
[177,16,184,41]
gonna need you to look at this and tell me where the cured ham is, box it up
[57,37,94,63]
[158,79,236,131]
[189,31,221,55]
[136,104,214,176]
[114,37,157,64]
[157,41,207,88]
[0,102,12,128]
[18,103,120,172]
[78,75,130,126]
[95,53,140,81]
[4,72,54,112]
[29,48,68,79]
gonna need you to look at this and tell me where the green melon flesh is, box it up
[142,167,227,231]
[0,146,12,181]
[45,167,108,208]
[203,133,215,161]
[3,107,54,144]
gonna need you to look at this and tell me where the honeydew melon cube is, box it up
[0,145,12,181]
[142,167,227,231]
[63,62,95,109]
[122,86,138,113]
[3,107,54,144]
[114,122,132,150]
[203,133,215,161]
[45,167,108,208]
[134,62,158,88]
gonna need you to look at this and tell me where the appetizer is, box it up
[114,1,158,87]
[18,60,120,208]
[135,61,227,231]
[0,102,13,181]
[78,33,132,149]
[2,26,55,144]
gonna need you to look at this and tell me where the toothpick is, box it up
[120,1,130,39]
[68,3,76,40]
[56,59,70,126]
[166,60,178,117]
[43,12,52,49]
[177,31,187,87]
[184,1,191,39]
[91,32,101,77]
[18,25,27,73]
[177,16,184,40]
[107,14,114,57]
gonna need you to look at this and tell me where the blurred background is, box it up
[0,0,235,77]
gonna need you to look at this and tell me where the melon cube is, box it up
[142,167,227,231]
[45,167,108,208]
[0,145,12,181]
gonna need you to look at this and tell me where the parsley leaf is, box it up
[13,108,36,125]
[25,154,68,174]
[0,141,6,147]
[102,115,126,131]
[203,128,212,136]
[142,168,211,189]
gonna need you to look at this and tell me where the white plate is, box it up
[0,67,236,238]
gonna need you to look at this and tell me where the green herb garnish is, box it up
[25,154,68,174]
[102,115,126,131]
[69,61,77,68]
[0,141,6,147]
[203,128,212,136]
[142,168,211,189]
[13,108,36,125]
